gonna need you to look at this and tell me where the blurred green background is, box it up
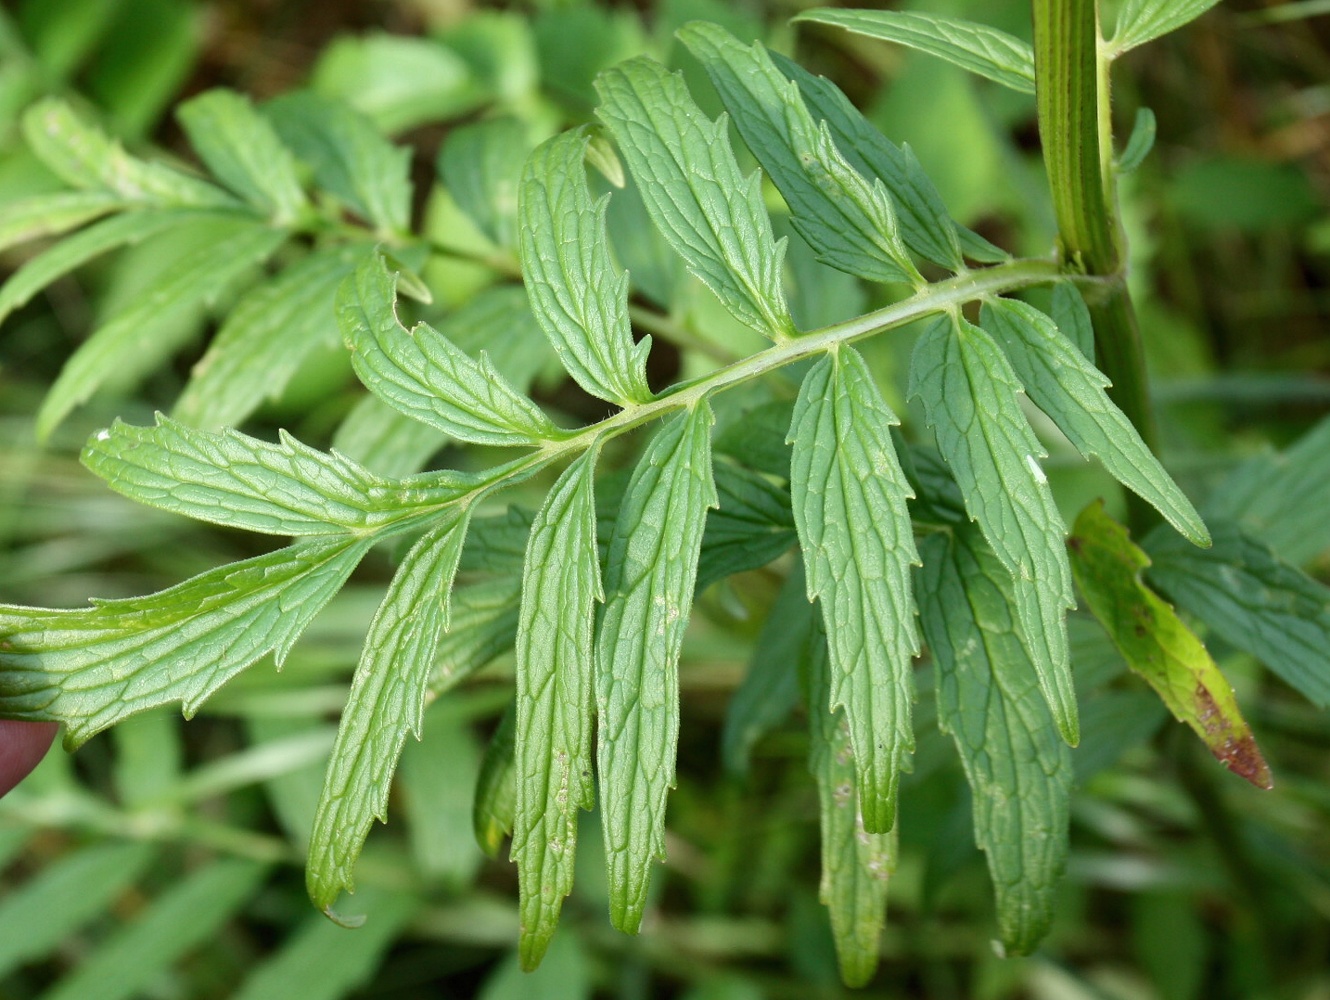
[1,0,1328,997]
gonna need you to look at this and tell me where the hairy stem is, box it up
[1032,0,1158,533]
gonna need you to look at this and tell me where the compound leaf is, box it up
[910,315,1079,745]
[789,346,919,834]
[0,536,372,746]
[795,8,1036,94]
[981,297,1209,546]
[1068,500,1272,788]
[265,91,411,234]
[307,514,471,917]
[519,128,653,406]
[1110,0,1224,57]
[918,527,1071,956]
[81,414,469,537]
[36,215,287,439]
[175,243,370,429]
[1146,519,1330,708]
[338,252,563,447]
[178,88,307,223]
[595,56,794,339]
[22,97,238,208]
[596,402,717,933]
[513,448,602,969]
[804,613,893,988]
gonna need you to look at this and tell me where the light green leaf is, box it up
[1068,500,1272,788]
[308,514,471,917]
[21,97,237,207]
[769,51,994,270]
[0,190,123,253]
[0,535,371,746]
[233,889,419,1000]
[720,564,807,775]
[804,613,893,988]
[513,448,602,969]
[789,346,919,834]
[440,117,532,249]
[596,402,717,933]
[918,527,1071,956]
[473,699,517,858]
[519,129,653,406]
[1146,519,1330,708]
[0,207,222,326]
[39,859,269,1000]
[1049,281,1094,360]
[81,414,469,536]
[1110,0,1224,57]
[910,315,1079,745]
[679,23,920,286]
[333,395,448,479]
[1118,107,1158,174]
[696,461,797,593]
[178,88,308,223]
[175,243,369,430]
[36,215,287,439]
[0,842,156,978]
[265,91,412,233]
[594,57,794,339]
[795,8,1036,94]
[338,252,563,447]
[1210,412,1330,566]
[981,298,1209,546]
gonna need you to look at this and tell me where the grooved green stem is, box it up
[1032,0,1159,532]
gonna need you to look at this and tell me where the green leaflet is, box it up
[474,700,517,859]
[720,564,807,776]
[265,91,412,234]
[175,243,370,430]
[81,414,470,537]
[37,216,288,439]
[440,117,533,250]
[1146,519,1330,708]
[1109,0,1224,57]
[0,535,371,746]
[461,507,536,575]
[0,190,123,253]
[981,298,1209,546]
[596,402,717,933]
[768,51,1000,270]
[917,528,1071,956]
[21,97,238,208]
[0,207,228,325]
[338,253,563,447]
[429,577,523,696]
[679,23,919,286]
[333,395,449,479]
[519,129,653,406]
[803,612,893,988]
[910,314,1079,745]
[1118,107,1158,174]
[307,515,471,917]
[696,461,797,593]
[788,346,919,834]
[1068,501,1272,788]
[594,57,795,339]
[1049,281,1094,360]
[513,448,602,969]
[795,8,1036,95]
[178,88,307,223]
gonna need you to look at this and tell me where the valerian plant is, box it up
[2,0,1328,988]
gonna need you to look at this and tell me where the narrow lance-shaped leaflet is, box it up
[596,402,717,933]
[789,345,919,834]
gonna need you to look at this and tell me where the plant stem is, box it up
[1032,0,1159,534]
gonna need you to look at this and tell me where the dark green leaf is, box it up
[696,461,797,593]
[1110,0,1223,56]
[789,346,919,833]
[596,402,717,932]
[474,700,517,859]
[440,117,532,249]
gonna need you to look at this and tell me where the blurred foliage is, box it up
[1,0,1329,998]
